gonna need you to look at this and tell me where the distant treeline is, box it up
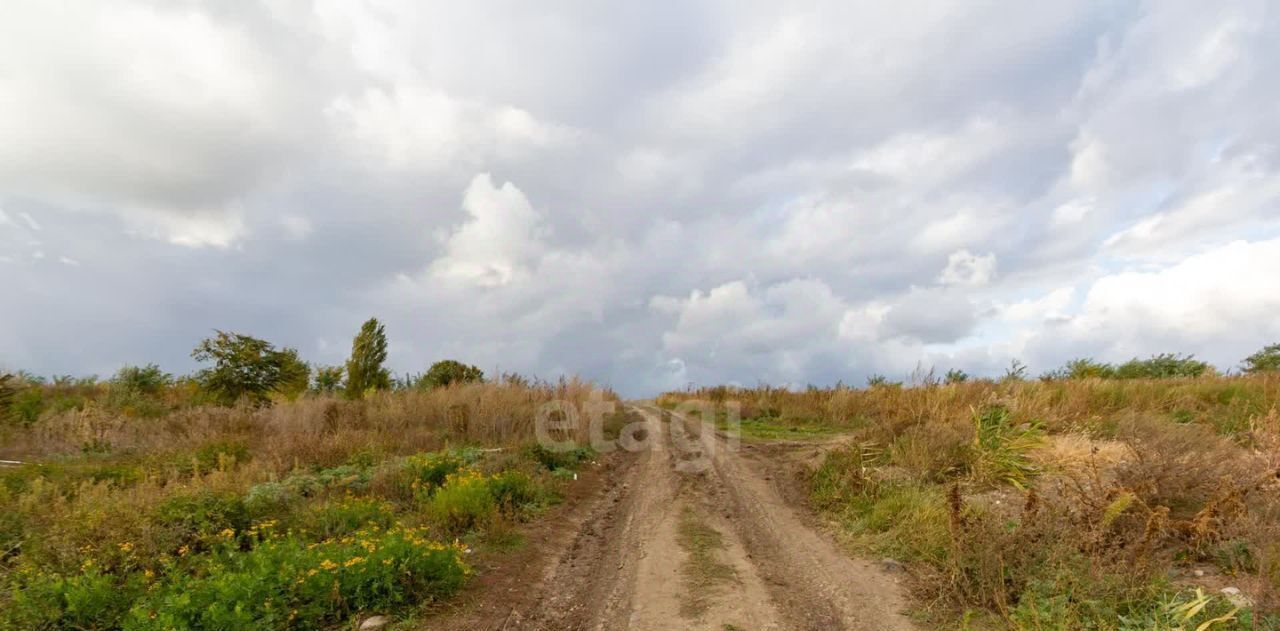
[0,317,495,426]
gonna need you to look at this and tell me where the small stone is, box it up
[359,615,392,631]
[1220,587,1253,608]
[1193,569,1205,577]
[879,558,906,573]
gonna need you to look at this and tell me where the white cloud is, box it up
[429,174,548,288]
[3,1,1280,393]
[1028,238,1280,367]
[0,1,313,246]
[939,249,997,287]
[326,87,578,173]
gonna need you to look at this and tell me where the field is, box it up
[0,376,612,630]
[5,363,1280,630]
[659,375,1280,629]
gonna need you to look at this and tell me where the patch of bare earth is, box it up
[431,405,916,630]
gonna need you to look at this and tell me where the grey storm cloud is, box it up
[3,0,1280,395]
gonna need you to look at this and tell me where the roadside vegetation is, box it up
[660,348,1280,629]
[0,320,610,630]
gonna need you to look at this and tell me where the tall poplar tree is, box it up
[345,317,390,398]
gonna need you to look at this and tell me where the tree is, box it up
[1113,353,1211,379]
[1242,343,1280,374]
[312,365,345,394]
[277,349,311,400]
[943,369,969,384]
[418,360,485,389]
[191,331,300,406]
[0,373,16,416]
[345,318,390,399]
[111,364,173,396]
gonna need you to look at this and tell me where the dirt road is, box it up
[453,404,917,631]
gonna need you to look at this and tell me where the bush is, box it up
[1243,343,1280,374]
[488,470,541,516]
[243,482,298,518]
[1114,353,1213,379]
[125,528,469,630]
[418,360,485,390]
[3,569,144,630]
[299,497,395,539]
[426,469,496,535]
[969,405,1043,488]
[153,490,249,548]
[110,364,172,396]
[525,443,594,471]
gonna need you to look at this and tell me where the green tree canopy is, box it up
[111,364,173,396]
[312,365,345,394]
[191,331,301,406]
[1242,343,1280,374]
[345,318,391,398]
[418,360,484,389]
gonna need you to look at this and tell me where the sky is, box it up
[2,1,1279,396]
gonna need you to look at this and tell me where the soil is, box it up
[425,405,917,630]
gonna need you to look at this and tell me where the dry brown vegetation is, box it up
[0,379,612,629]
[660,375,1280,629]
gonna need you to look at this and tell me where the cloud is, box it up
[939,249,997,287]
[3,1,1280,394]
[880,288,978,344]
[429,174,548,288]
[1027,237,1280,369]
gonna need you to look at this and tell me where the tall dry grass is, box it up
[5,378,609,469]
[666,375,1280,627]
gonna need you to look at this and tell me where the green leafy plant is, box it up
[426,469,496,534]
[970,405,1043,488]
[125,528,469,630]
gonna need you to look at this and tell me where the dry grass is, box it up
[665,375,1280,628]
[0,379,613,628]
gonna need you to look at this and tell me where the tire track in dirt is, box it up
[500,404,916,630]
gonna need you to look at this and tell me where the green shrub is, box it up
[525,443,593,471]
[1243,343,1280,374]
[153,490,249,547]
[426,469,495,535]
[110,364,172,396]
[1114,353,1213,379]
[125,528,468,630]
[488,470,540,516]
[402,451,470,489]
[8,386,47,426]
[2,569,144,630]
[243,482,298,518]
[970,405,1043,488]
[417,360,484,389]
[299,497,395,539]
